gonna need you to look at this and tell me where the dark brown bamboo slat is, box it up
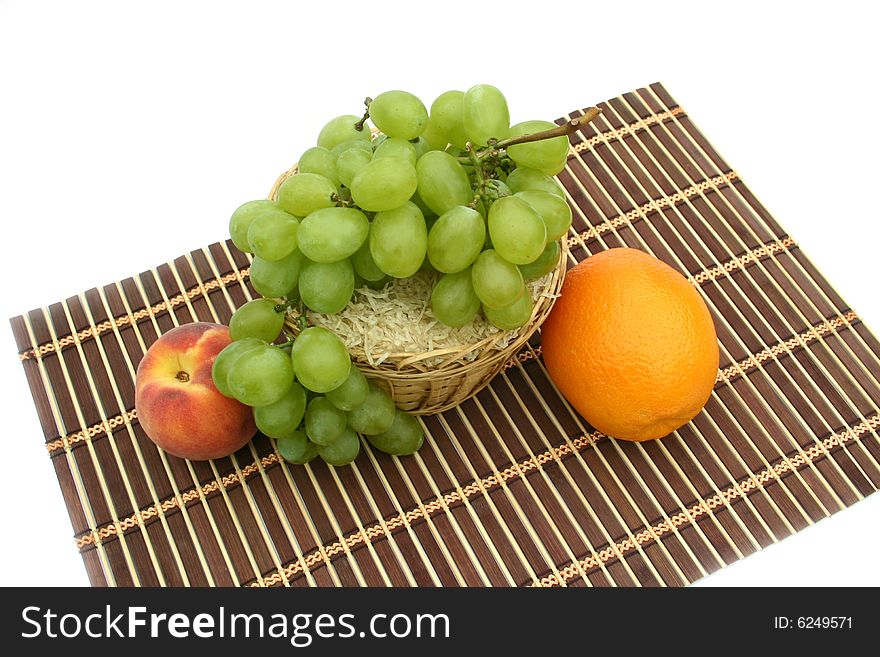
[10,83,880,587]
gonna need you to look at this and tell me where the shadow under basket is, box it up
[270,165,568,415]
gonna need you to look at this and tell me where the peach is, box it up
[135,322,256,460]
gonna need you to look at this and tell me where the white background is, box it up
[1,0,878,587]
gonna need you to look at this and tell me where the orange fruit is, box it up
[541,248,719,441]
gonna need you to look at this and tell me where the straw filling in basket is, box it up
[301,270,558,368]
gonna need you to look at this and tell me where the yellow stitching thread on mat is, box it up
[689,238,795,284]
[46,409,139,453]
[18,268,251,362]
[716,311,859,382]
[532,412,880,587]
[564,172,740,249]
[75,452,281,549]
[568,107,685,155]
[48,303,850,459]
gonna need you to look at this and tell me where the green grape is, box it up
[317,115,371,150]
[229,200,276,253]
[426,205,485,273]
[297,207,369,263]
[325,366,369,411]
[514,190,572,240]
[304,397,347,446]
[298,146,340,187]
[351,238,387,282]
[487,196,547,265]
[298,258,355,314]
[415,151,472,215]
[368,90,428,140]
[254,383,307,438]
[350,157,418,212]
[420,120,448,151]
[506,120,569,175]
[428,90,468,149]
[346,383,396,435]
[462,84,510,146]
[372,137,417,166]
[277,173,336,217]
[229,298,285,342]
[227,344,294,406]
[250,249,305,298]
[431,268,481,327]
[331,138,373,158]
[367,410,424,456]
[471,249,524,309]
[211,338,264,398]
[246,209,299,261]
[277,430,318,465]
[369,202,427,278]
[316,427,360,466]
[505,167,564,198]
[518,240,560,281]
[483,287,533,330]
[290,326,352,393]
[409,189,436,218]
[336,145,373,188]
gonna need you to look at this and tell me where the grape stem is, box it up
[353,97,373,132]
[492,107,601,151]
[463,106,601,208]
[466,142,488,209]
[331,192,355,208]
[460,106,602,165]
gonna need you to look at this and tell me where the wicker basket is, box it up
[268,165,568,415]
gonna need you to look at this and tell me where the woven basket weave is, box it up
[268,164,568,415]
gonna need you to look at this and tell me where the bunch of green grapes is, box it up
[211,301,424,466]
[228,84,573,333]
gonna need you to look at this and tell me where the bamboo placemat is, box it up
[11,82,880,587]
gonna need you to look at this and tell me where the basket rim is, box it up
[271,164,568,375]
